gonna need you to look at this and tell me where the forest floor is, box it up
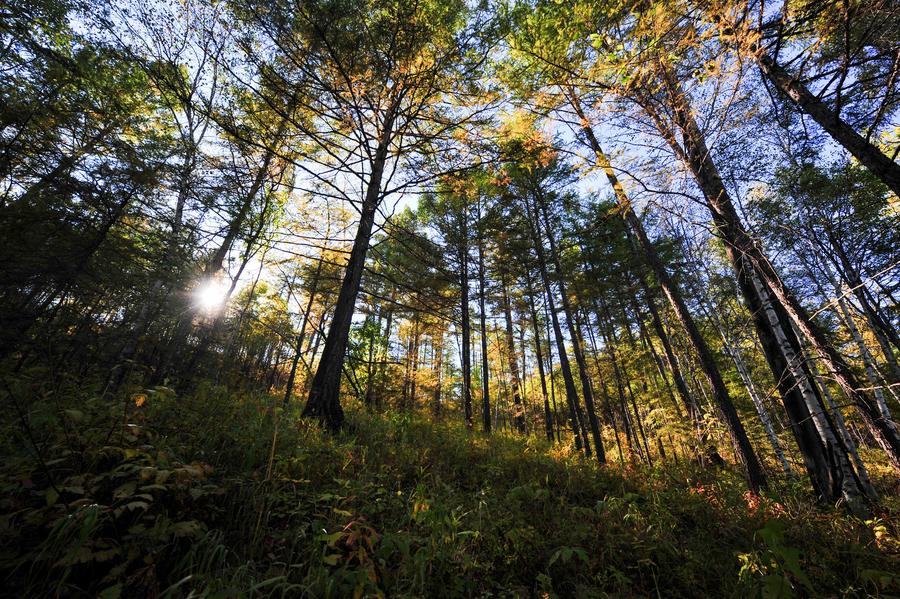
[3,378,900,598]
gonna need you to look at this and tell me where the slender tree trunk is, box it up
[526,271,554,442]
[284,257,325,407]
[459,210,474,429]
[401,325,413,406]
[370,289,395,409]
[825,236,900,380]
[597,300,639,463]
[615,303,655,464]
[631,298,683,418]
[749,269,871,511]
[525,195,585,451]
[637,278,725,466]
[363,309,382,407]
[581,307,626,465]
[533,188,605,463]
[756,49,900,196]
[502,276,526,433]
[706,300,792,476]
[106,155,195,391]
[827,270,898,431]
[302,305,329,393]
[797,325,877,498]
[623,367,653,465]
[570,94,757,482]
[493,329,511,430]
[544,300,563,443]
[266,341,282,391]
[433,331,444,416]
[304,110,395,430]
[186,223,272,386]
[409,315,421,408]
[519,320,531,433]
[478,220,491,433]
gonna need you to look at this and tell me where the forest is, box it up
[2,0,900,596]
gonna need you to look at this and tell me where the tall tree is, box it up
[234,0,487,429]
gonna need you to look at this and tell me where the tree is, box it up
[232,0,489,429]
[706,1,900,195]
[506,10,761,486]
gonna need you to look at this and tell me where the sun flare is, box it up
[194,278,229,312]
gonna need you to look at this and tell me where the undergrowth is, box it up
[2,373,900,597]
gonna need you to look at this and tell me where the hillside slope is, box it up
[3,383,899,597]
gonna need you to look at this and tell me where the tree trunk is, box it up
[303,110,395,430]
[534,187,605,463]
[797,325,877,498]
[827,267,898,432]
[526,271,555,442]
[519,320,531,433]
[284,258,322,407]
[401,322,414,406]
[372,300,395,410]
[756,49,900,196]
[363,309,382,407]
[409,315,421,408]
[544,299,563,443]
[630,298,683,418]
[478,215,491,433]
[706,300,792,476]
[749,269,871,511]
[106,153,195,392]
[597,300,640,462]
[825,234,900,380]
[580,306,626,465]
[502,276,526,433]
[433,331,444,416]
[459,208,474,429]
[524,195,585,451]
[570,94,757,481]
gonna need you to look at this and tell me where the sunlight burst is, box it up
[194,278,229,313]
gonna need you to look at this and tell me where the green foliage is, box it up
[3,376,898,597]
[737,519,814,598]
